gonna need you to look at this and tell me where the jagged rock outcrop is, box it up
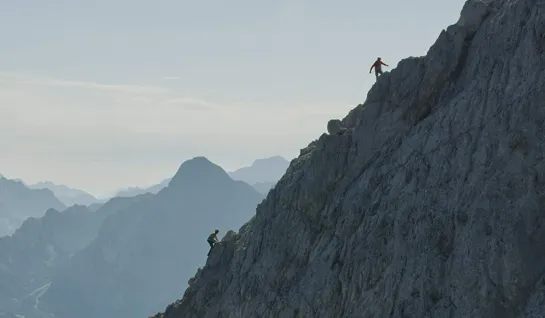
[326,119,347,135]
[151,1,545,317]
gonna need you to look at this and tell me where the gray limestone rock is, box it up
[151,0,545,317]
[327,119,346,135]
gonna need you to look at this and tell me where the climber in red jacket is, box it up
[369,57,389,80]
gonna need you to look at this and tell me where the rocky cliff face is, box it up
[151,1,545,317]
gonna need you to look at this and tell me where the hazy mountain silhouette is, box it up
[29,181,98,207]
[251,181,276,194]
[228,155,289,185]
[103,156,288,201]
[0,177,66,237]
[0,205,94,317]
[0,194,151,317]
[37,157,264,318]
[113,178,172,198]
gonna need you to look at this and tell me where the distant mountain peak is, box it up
[28,180,98,207]
[34,181,55,186]
[228,155,290,185]
[168,157,232,190]
[252,155,287,165]
[0,176,66,236]
[31,156,264,318]
[113,178,171,198]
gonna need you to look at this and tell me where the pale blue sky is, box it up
[0,0,466,196]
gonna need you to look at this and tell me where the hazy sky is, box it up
[0,0,466,196]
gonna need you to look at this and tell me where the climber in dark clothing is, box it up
[207,229,219,256]
[369,57,389,80]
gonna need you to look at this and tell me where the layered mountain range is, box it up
[0,158,264,318]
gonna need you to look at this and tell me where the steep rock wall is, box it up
[152,0,545,317]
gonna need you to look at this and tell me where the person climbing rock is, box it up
[207,229,219,256]
[369,57,389,80]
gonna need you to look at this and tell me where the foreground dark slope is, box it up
[153,1,545,317]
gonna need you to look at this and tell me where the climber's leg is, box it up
[375,69,382,80]
[207,240,215,256]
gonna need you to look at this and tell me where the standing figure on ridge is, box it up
[207,229,219,256]
[369,57,389,80]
